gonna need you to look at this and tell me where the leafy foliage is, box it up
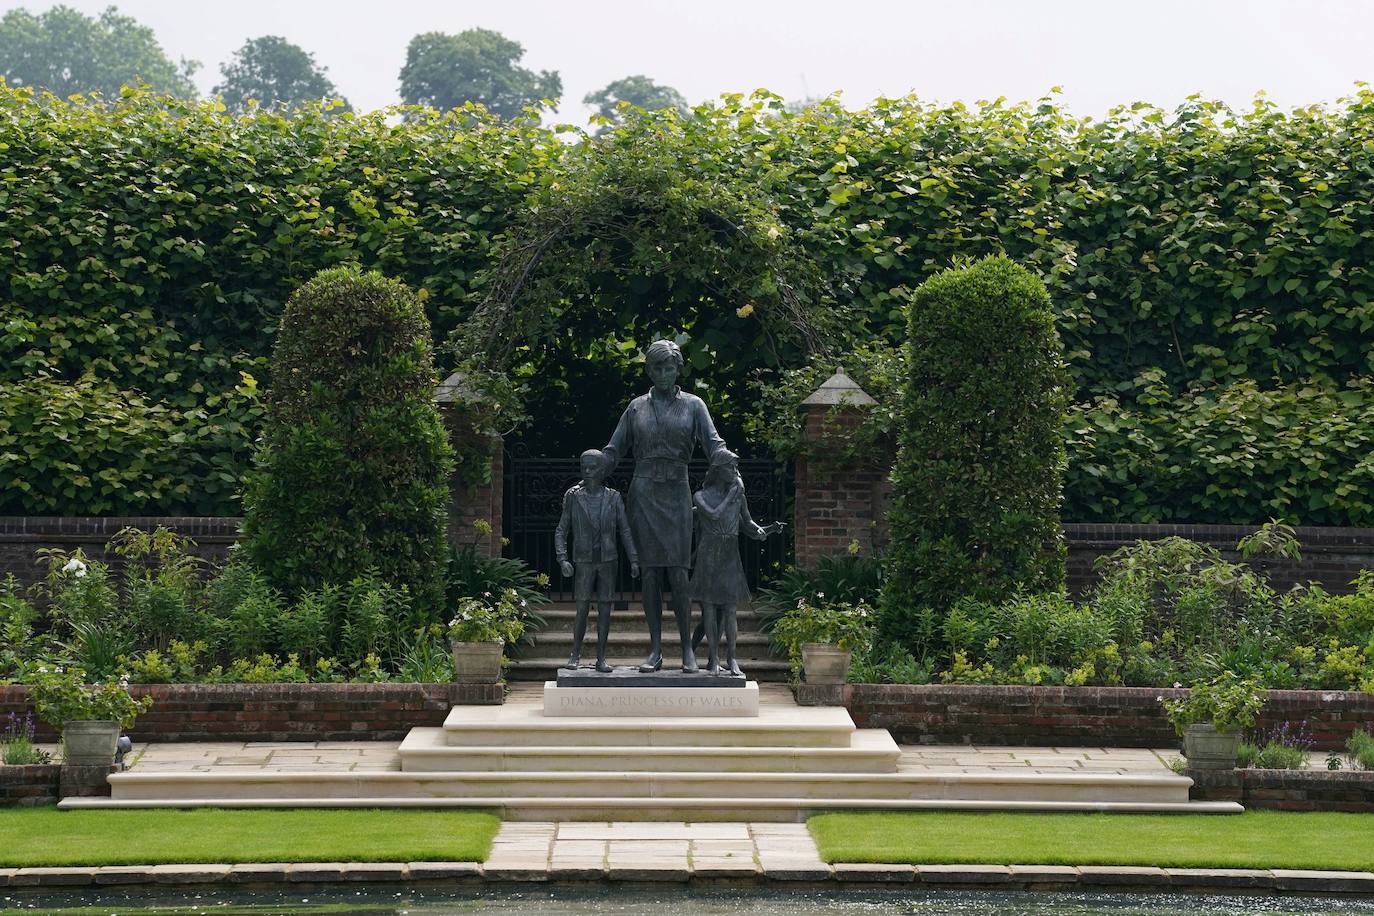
[882,256,1069,650]
[213,35,347,114]
[583,75,687,131]
[1161,672,1266,735]
[397,27,560,118]
[241,266,453,614]
[8,86,1374,517]
[0,4,198,98]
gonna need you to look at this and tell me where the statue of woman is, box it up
[602,339,727,673]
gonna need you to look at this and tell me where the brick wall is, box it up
[1189,768,1374,813]
[0,683,502,743]
[0,764,114,806]
[800,683,1374,751]
[793,406,894,569]
[0,764,60,806]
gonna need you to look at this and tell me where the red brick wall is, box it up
[793,406,894,569]
[0,764,114,806]
[0,683,502,743]
[1190,769,1374,813]
[803,683,1374,751]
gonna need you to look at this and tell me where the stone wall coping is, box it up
[2,860,1374,895]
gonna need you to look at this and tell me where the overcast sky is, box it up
[3,0,1372,125]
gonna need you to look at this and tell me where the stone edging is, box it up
[4,861,1374,895]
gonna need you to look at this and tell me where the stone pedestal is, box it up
[555,666,747,688]
[543,681,760,718]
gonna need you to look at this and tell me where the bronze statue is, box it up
[690,449,784,676]
[555,449,639,673]
[602,339,727,673]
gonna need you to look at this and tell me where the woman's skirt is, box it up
[626,473,692,568]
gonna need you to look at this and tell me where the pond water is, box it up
[5,886,1374,916]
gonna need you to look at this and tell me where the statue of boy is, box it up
[555,448,640,672]
[689,449,784,676]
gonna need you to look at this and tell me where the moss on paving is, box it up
[0,808,500,867]
[809,810,1374,872]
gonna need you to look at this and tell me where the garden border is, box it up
[0,683,502,743]
[798,683,1374,751]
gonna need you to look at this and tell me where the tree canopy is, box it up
[213,35,346,113]
[397,27,560,118]
[0,4,198,99]
[583,74,686,130]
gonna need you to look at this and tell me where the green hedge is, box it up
[241,266,452,613]
[881,257,1068,649]
[5,86,1374,519]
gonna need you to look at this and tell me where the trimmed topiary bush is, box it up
[881,255,1069,651]
[241,266,453,615]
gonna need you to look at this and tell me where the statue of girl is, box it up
[690,449,785,676]
[601,339,727,673]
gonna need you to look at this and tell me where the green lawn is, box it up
[0,808,500,867]
[809,811,1374,872]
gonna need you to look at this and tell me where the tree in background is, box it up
[583,74,686,130]
[213,35,347,113]
[0,4,197,98]
[241,266,453,616]
[398,27,560,118]
[880,256,1069,653]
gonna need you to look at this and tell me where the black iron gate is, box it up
[504,447,793,602]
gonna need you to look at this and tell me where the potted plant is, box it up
[769,595,875,685]
[29,667,153,767]
[1160,672,1266,770]
[448,588,527,684]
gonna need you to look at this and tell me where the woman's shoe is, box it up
[638,653,663,673]
[595,659,612,673]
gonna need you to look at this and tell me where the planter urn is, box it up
[62,719,120,767]
[451,640,504,684]
[801,643,851,686]
[1182,722,1242,770]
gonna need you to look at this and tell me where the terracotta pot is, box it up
[62,719,120,767]
[451,640,504,684]
[1182,722,1242,770]
[801,643,851,685]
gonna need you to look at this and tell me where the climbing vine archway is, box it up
[447,110,840,453]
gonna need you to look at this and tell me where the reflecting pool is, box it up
[5,886,1374,916]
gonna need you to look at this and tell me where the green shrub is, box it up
[1348,730,1374,771]
[241,266,453,615]
[943,591,1114,686]
[754,554,885,628]
[882,256,1069,650]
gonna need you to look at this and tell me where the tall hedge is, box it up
[6,86,1374,522]
[881,256,1069,650]
[241,266,453,613]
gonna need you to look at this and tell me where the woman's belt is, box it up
[632,457,689,481]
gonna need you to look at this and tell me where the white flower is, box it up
[37,666,48,674]
[1172,682,1183,689]
[62,557,87,578]
[55,667,64,674]
[816,592,825,599]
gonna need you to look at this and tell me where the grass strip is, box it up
[0,808,500,867]
[809,810,1374,873]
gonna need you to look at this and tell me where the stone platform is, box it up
[62,683,1243,819]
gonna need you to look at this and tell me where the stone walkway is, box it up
[124,740,1182,775]
[484,821,829,880]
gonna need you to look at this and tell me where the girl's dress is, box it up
[689,479,765,606]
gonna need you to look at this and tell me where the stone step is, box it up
[103,769,1197,805]
[507,658,792,681]
[399,727,901,773]
[439,704,856,748]
[59,795,1245,820]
